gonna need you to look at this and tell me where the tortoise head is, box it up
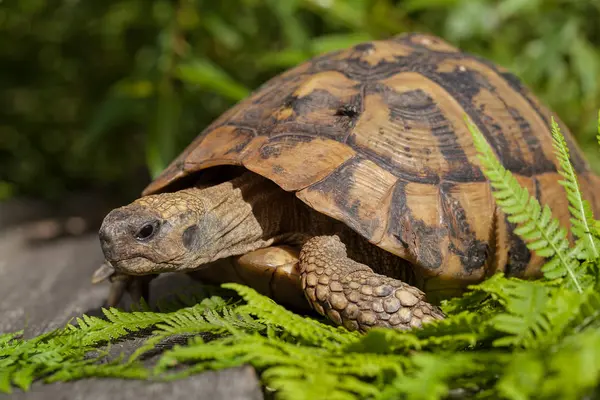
[99,189,211,275]
[98,175,271,276]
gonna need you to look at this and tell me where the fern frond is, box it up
[498,329,600,400]
[11,365,36,391]
[557,287,600,335]
[551,117,599,260]
[464,274,600,349]
[495,351,544,400]
[130,302,262,361]
[0,293,238,393]
[0,331,94,394]
[460,275,568,348]
[488,281,553,348]
[379,352,487,400]
[541,329,600,398]
[440,286,496,315]
[345,311,490,354]
[415,311,493,349]
[344,328,422,354]
[0,368,11,394]
[597,109,600,150]
[46,358,150,383]
[467,118,583,292]
[159,333,403,400]
[223,283,359,348]
[73,295,228,346]
[0,331,22,347]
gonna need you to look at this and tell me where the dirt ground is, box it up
[0,196,263,399]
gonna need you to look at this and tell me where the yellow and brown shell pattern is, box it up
[144,32,600,287]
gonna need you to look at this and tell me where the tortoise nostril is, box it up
[99,225,117,260]
[98,224,112,245]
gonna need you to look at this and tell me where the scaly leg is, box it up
[299,235,444,332]
[91,262,154,308]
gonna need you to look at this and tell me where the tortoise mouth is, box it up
[109,257,166,276]
[108,254,207,276]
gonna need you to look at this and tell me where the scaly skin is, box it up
[98,172,444,331]
[300,236,443,331]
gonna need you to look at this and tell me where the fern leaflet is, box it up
[498,329,600,400]
[466,117,583,292]
[379,352,487,400]
[158,334,403,400]
[597,109,600,150]
[223,283,359,348]
[551,117,599,260]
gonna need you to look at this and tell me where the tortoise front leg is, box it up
[191,245,311,312]
[299,235,445,332]
[92,263,155,308]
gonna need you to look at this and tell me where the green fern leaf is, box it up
[498,329,600,400]
[72,295,228,347]
[130,303,259,362]
[379,352,484,400]
[542,244,587,294]
[441,286,497,315]
[223,283,359,348]
[345,311,489,354]
[541,329,600,398]
[0,368,11,394]
[597,109,600,150]
[158,334,400,400]
[0,331,22,347]
[416,311,492,349]
[263,365,376,400]
[344,328,422,354]
[460,274,587,348]
[557,287,600,335]
[47,359,150,383]
[496,351,544,400]
[11,365,35,391]
[474,278,551,348]
[466,118,583,292]
[551,117,599,260]
[128,297,240,361]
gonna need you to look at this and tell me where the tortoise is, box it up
[96,32,600,332]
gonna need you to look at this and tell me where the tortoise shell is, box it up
[143,32,600,287]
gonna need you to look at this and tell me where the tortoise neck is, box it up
[222,173,335,242]
[218,173,348,241]
[217,172,293,240]
[182,172,295,263]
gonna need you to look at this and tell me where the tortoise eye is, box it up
[135,221,159,241]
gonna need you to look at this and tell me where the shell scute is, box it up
[142,125,257,195]
[349,72,486,184]
[296,156,397,242]
[243,136,355,192]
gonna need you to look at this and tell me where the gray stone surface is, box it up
[4,366,262,400]
[0,227,111,337]
[0,201,263,399]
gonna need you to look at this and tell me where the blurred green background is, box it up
[2,0,600,203]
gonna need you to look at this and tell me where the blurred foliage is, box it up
[1,0,600,201]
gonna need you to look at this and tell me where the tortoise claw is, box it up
[105,278,129,308]
[127,275,153,307]
[91,262,116,284]
[91,261,155,308]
